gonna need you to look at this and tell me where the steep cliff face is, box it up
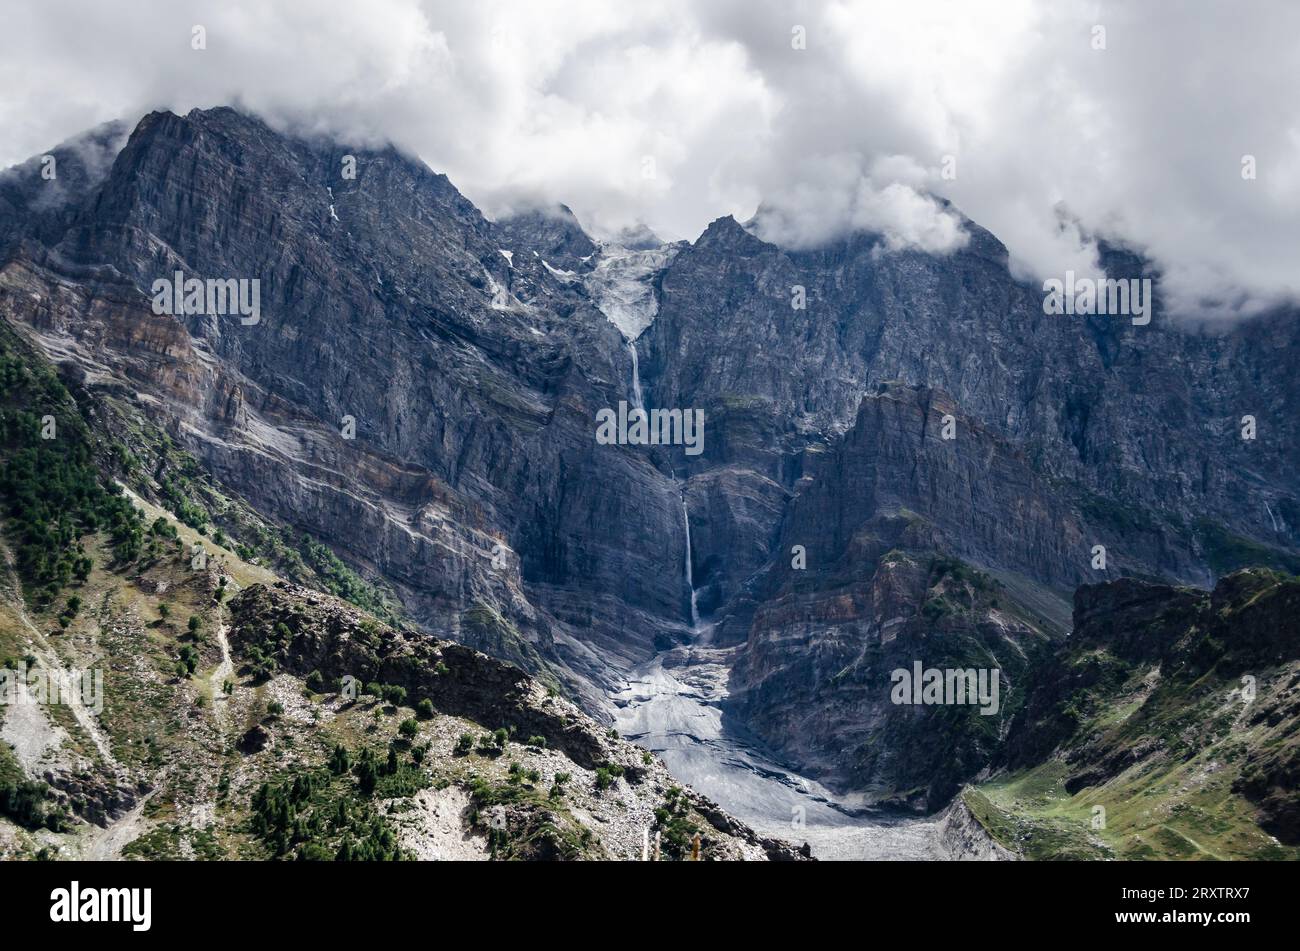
[0,108,700,709]
[730,532,1054,810]
[634,207,1298,804]
[490,204,598,273]
[2,106,1297,823]
[641,214,1300,593]
[0,325,797,861]
[0,119,130,255]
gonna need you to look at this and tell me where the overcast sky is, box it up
[2,0,1297,316]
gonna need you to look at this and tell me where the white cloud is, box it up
[1,0,1297,314]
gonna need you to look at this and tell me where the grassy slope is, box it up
[966,572,1300,860]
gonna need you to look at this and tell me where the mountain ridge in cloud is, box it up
[3,0,1297,316]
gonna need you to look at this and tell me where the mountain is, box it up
[960,569,1300,859]
[633,208,1297,808]
[1,106,1297,858]
[490,204,599,272]
[0,106,689,713]
[0,320,799,860]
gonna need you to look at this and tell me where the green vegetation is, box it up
[967,751,1297,861]
[962,771,1113,861]
[461,602,559,691]
[466,774,598,860]
[1079,492,1160,537]
[653,786,701,860]
[103,390,401,624]
[593,763,624,792]
[1,743,69,832]
[122,824,224,860]
[176,644,201,677]
[0,778,71,833]
[1195,518,1300,576]
[0,330,145,600]
[968,571,1300,860]
[249,749,425,860]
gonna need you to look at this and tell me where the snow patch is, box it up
[584,242,679,340]
[483,267,514,311]
[541,259,578,282]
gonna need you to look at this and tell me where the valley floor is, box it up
[609,638,947,860]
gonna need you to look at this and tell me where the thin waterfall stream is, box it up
[592,242,946,860]
[682,488,700,631]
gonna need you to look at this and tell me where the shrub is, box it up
[0,780,71,832]
[177,645,200,676]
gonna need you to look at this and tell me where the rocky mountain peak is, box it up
[693,213,766,253]
[491,203,597,271]
[1,104,1298,861]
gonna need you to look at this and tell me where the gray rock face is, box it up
[0,107,692,711]
[641,214,1299,577]
[936,795,1018,861]
[633,209,1299,801]
[2,107,1297,809]
[0,118,129,253]
[490,204,598,272]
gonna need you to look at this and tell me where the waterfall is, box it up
[682,489,700,630]
[628,339,643,409]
